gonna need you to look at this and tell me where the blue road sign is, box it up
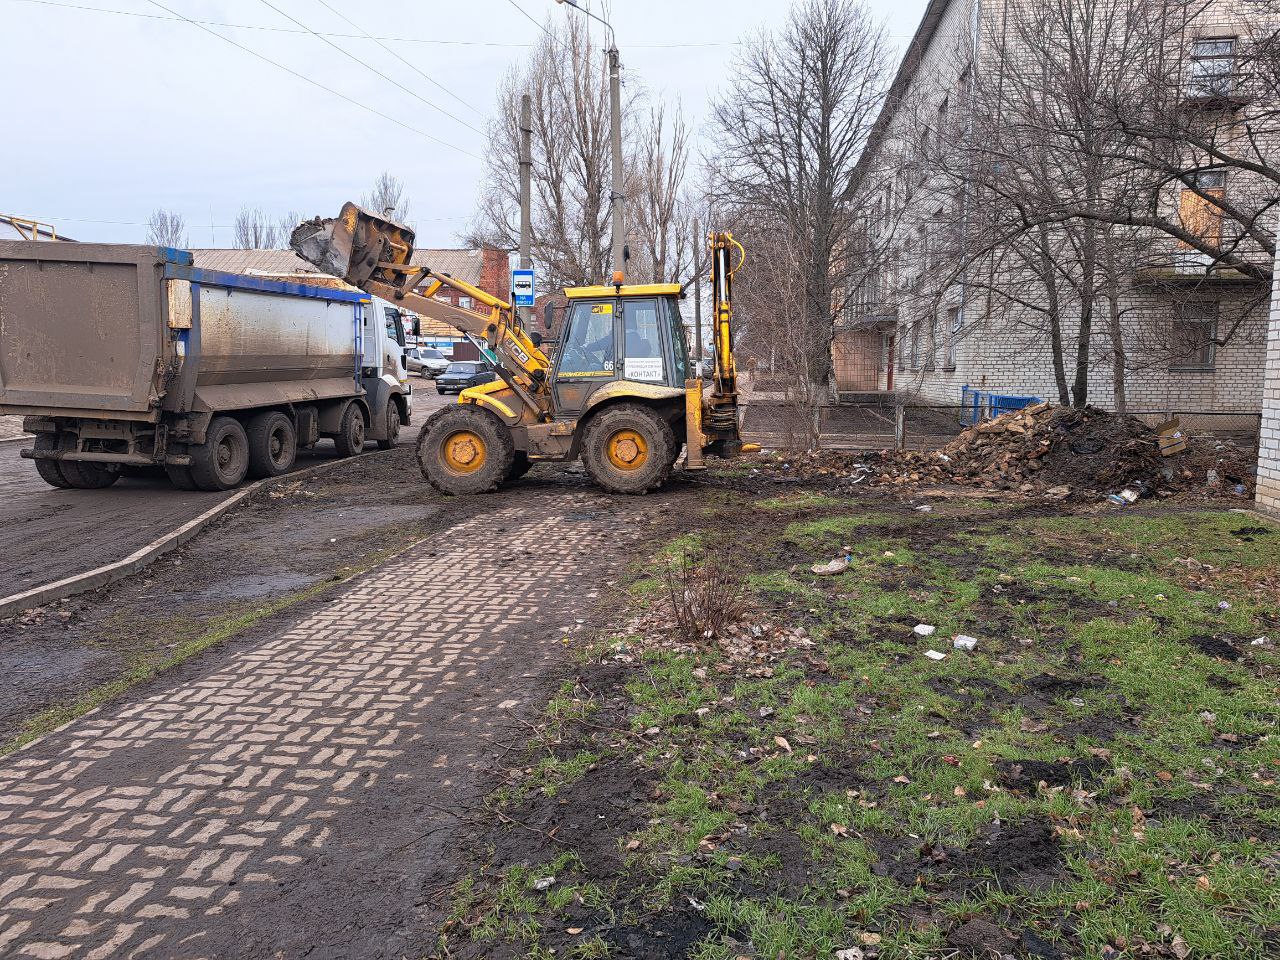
[511,269,535,308]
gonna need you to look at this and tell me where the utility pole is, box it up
[519,93,533,326]
[555,0,622,279]
[607,45,624,277]
[692,217,704,366]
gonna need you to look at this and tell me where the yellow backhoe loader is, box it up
[291,203,757,495]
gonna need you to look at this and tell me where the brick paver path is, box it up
[0,491,636,958]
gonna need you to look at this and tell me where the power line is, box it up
[31,215,465,226]
[141,0,483,160]
[251,0,485,136]
[6,0,533,45]
[308,0,483,114]
[502,0,572,56]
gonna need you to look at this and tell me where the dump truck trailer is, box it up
[0,241,412,490]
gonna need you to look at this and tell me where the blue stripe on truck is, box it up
[162,264,371,304]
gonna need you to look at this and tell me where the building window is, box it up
[1187,38,1236,98]
[897,330,906,372]
[944,306,961,369]
[909,321,921,371]
[1178,171,1226,249]
[924,314,938,371]
[1170,302,1218,371]
[936,97,949,142]
[459,296,474,311]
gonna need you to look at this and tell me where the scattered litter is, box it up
[952,634,978,651]
[835,948,865,960]
[913,624,936,636]
[533,876,556,891]
[1252,637,1271,647]
[924,649,947,661]
[812,556,851,575]
[914,504,933,512]
[1217,601,1231,610]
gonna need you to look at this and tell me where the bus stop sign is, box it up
[511,269,535,308]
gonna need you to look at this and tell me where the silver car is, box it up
[405,346,450,378]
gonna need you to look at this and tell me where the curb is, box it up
[0,447,399,621]
[0,435,33,445]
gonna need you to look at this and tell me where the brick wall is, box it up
[479,247,510,301]
[1256,246,1280,515]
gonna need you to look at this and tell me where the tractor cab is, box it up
[550,284,690,418]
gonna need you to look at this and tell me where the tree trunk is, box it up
[1037,225,1071,405]
[1102,236,1128,414]
[1072,220,1098,408]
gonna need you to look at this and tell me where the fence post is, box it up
[894,403,906,451]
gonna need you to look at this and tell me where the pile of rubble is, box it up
[870,402,1166,496]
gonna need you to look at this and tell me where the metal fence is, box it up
[740,397,1261,453]
[959,386,1043,425]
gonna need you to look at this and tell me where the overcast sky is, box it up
[5,0,928,248]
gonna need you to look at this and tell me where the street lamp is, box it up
[555,0,624,279]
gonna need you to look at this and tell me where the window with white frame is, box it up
[909,321,921,371]
[1170,302,1218,371]
[924,314,938,372]
[1187,38,1236,98]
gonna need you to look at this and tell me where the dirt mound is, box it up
[880,403,1163,495]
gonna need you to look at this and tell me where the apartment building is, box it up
[839,0,1277,418]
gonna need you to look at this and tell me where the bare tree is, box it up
[711,0,889,444]
[363,171,411,224]
[469,15,694,289]
[146,209,187,248]
[234,206,281,249]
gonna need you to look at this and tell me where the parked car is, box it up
[405,346,450,378]
[435,361,497,395]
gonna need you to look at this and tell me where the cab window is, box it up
[559,301,616,377]
[621,299,666,382]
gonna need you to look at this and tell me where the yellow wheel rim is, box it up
[442,430,487,473]
[605,428,649,471]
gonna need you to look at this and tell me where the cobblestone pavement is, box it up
[0,488,649,958]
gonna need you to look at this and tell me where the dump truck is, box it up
[0,241,412,490]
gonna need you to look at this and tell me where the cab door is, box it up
[551,298,619,416]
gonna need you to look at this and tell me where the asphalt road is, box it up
[0,385,449,600]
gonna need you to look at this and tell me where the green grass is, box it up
[444,500,1280,958]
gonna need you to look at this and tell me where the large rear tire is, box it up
[247,411,297,478]
[189,416,250,490]
[332,403,366,458]
[505,452,533,483]
[580,403,676,494]
[60,459,121,489]
[32,434,73,489]
[416,404,513,495]
[376,399,401,451]
[166,465,199,490]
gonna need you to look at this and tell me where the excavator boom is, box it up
[291,204,552,417]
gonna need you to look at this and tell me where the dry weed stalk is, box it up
[663,553,749,644]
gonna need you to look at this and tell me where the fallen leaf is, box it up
[1157,770,1174,782]
[775,736,793,753]
[1196,875,1211,892]
[1171,934,1191,959]
[893,775,911,784]
[830,823,849,836]
[567,927,583,935]
[859,932,882,945]
[625,839,641,850]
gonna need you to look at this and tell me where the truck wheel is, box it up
[416,405,513,495]
[60,459,121,489]
[32,434,73,489]
[332,404,366,458]
[166,465,199,490]
[376,400,401,450]
[247,411,298,478]
[580,403,676,495]
[189,416,250,490]
[505,452,532,483]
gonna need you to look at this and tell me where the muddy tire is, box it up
[505,452,533,483]
[581,403,676,494]
[416,404,513,496]
[32,434,73,489]
[189,416,250,491]
[60,459,121,489]
[376,399,401,451]
[247,411,297,478]
[332,403,366,458]
[166,464,199,490]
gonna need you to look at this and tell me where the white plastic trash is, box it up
[913,624,936,636]
[924,649,947,661]
[952,635,978,651]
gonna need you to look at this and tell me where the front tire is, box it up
[189,416,250,490]
[416,404,513,495]
[377,400,401,450]
[332,403,366,458]
[580,403,676,494]
[166,464,199,490]
[247,411,297,478]
[505,452,533,483]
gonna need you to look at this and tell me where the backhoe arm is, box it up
[291,203,551,418]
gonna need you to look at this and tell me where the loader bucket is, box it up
[289,202,416,289]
